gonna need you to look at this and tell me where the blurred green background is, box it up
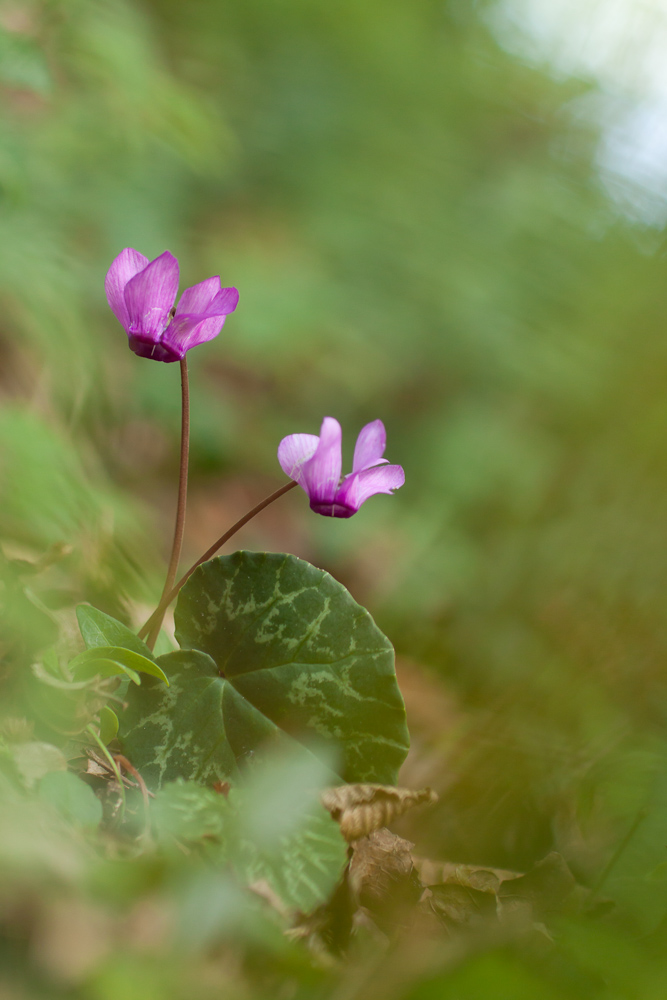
[4,0,667,996]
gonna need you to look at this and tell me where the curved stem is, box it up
[146,357,190,651]
[138,480,298,642]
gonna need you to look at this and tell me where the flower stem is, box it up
[146,357,190,652]
[138,479,298,642]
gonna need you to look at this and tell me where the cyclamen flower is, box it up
[105,248,238,363]
[278,417,405,517]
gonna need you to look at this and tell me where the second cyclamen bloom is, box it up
[105,248,238,362]
[278,418,405,517]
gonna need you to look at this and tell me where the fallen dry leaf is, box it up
[415,858,520,893]
[349,828,424,932]
[321,784,438,842]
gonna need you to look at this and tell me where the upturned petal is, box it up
[165,285,240,356]
[352,419,389,473]
[335,464,405,515]
[174,276,222,315]
[302,417,343,508]
[105,248,149,331]
[124,251,179,340]
[277,433,321,489]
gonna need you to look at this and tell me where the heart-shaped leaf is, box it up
[119,552,409,789]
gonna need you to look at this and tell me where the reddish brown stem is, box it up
[138,479,298,642]
[146,357,190,651]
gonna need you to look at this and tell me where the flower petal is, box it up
[124,251,179,340]
[277,433,320,489]
[302,417,343,505]
[175,276,221,315]
[352,419,388,473]
[335,464,405,514]
[126,337,181,363]
[164,286,239,356]
[207,286,240,315]
[105,248,149,331]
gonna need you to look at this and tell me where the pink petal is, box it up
[163,288,239,356]
[163,313,224,357]
[302,417,343,505]
[105,248,149,331]
[207,286,239,315]
[335,464,405,513]
[277,433,320,489]
[175,276,221,315]
[352,419,388,473]
[123,251,179,339]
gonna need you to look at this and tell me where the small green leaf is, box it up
[76,605,156,661]
[98,706,119,745]
[26,666,98,736]
[69,645,169,686]
[72,656,142,685]
[11,741,66,787]
[38,771,102,828]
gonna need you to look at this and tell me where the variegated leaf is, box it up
[120,552,409,789]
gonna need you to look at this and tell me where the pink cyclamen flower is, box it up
[278,417,405,517]
[105,248,238,362]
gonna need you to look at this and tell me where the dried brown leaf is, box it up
[427,883,497,926]
[415,858,520,893]
[497,852,577,915]
[321,784,438,842]
[349,828,424,931]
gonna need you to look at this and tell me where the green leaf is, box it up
[76,605,156,661]
[120,552,408,789]
[119,649,263,787]
[72,656,142,686]
[151,780,229,843]
[38,771,102,828]
[231,751,349,913]
[151,755,349,914]
[98,706,119,745]
[69,645,169,686]
[235,797,347,914]
[11,741,67,788]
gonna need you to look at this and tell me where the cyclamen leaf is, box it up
[119,552,409,788]
[151,776,348,914]
[119,649,322,788]
[151,780,228,843]
[233,794,347,914]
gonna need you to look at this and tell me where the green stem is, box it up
[138,479,298,642]
[87,724,126,824]
[146,357,190,652]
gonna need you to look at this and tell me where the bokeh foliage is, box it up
[3,0,667,996]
